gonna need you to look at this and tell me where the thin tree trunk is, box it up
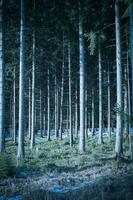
[115,0,123,156]
[130,6,133,116]
[98,42,103,144]
[108,67,111,140]
[43,106,46,136]
[79,0,85,153]
[0,0,4,153]
[13,66,16,144]
[59,35,65,140]
[91,88,95,136]
[75,82,78,138]
[40,87,43,137]
[85,87,88,139]
[68,41,73,146]
[124,60,128,137]
[17,0,25,159]
[55,74,59,139]
[28,78,31,139]
[47,67,50,141]
[30,30,36,149]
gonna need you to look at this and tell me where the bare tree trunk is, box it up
[124,60,128,137]
[28,78,31,139]
[75,82,78,138]
[85,87,88,139]
[55,74,59,139]
[79,0,85,153]
[91,88,95,136]
[40,87,43,137]
[13,66,16,144]
[43,106,46,136]
[130,7,133,116]
[0,0,4,153]
[115,0,123,156]
[108,67,111,140]
[59,35,65,140]
[30,30,36,149]
[17,0,25,159]
[47,67,50,141]
[68,41,73,146]
[98,42,103,144]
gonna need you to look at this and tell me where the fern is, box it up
[0,153,16,178]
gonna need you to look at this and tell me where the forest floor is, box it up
[0,134,133,200]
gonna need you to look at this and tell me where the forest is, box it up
[0,0,133,199]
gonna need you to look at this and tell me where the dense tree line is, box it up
[0,0,133,160]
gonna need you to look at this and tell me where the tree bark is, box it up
[30,30,36,149]
[75,82,78,138]
[55,73,59,139]
[68,41,73,146]
[115,0,123,156]
[59,34,65,140]
[79,0,85,153]
[47,67,50,141]
[91,88,95,136]
[13,66,16,144]
[40,87,43,137]
[28,78,31,139]
[107,67,111,140]
[17,0,25,159]
[130,7,133,116]
[98,41,103,144]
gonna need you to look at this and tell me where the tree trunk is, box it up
[115,0,123,156]
[91,88,95,136]
[107,67,111,140]
[59,35,65,140]
[55,73,59,139]
[40,87,43,137]
[47,67,50,141]
[13,66,16,144]
[75,82,78,138]
[43,106,46,136]
[68,41,73,146]
[124,60,128,137]
[17,0,25,159]
[79,0,85,153]
[85,87,88,139]
[130,6,133,116]
[30,30,36,149]
[28,78,31,139]
[98,42,103,144]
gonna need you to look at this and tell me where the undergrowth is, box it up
[0,133,130,177]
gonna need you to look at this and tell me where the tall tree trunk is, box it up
[47,67,50,141]
[75,82,78,138]
[59,35,65,140]
[98,42,103,144]
[124,60,128,137]
[17,0,25,159]
[85,87,88,139]
[40,87,43,137]
[79,0,85,153]
[13,66,16,144]
[28,78,31,139]
[91,88,95,136]
[30,30,36,149]
[43,106,46,136]
[0,0,4,153]
[55,73,59,139]
[115,0,123,156]
[107,67,111,140]
[130,6,133,116]
[68,41,73,146]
